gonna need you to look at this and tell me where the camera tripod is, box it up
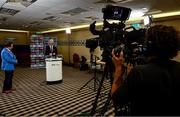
[89,60,115,116]
[78,54,102,92]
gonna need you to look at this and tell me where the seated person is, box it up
[80,56,88,71]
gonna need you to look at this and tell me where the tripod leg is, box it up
[77,77,94,92]
[90,66,107,116]
[100,64,114,115]
[100,92,111,115]
[94,75,96,92]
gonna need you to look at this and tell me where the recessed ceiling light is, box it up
[89,7,93,9]
[46,13,51,15]
[65,28,71,34]
[141,8,148,12]
[130,10,144,18]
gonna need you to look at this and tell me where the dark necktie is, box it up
[51,46,53,52]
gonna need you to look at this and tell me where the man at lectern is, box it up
[45,39,57,57]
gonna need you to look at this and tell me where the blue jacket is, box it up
[1,48,17,71]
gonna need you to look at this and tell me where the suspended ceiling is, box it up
[0,0,180,32]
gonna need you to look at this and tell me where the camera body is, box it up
[86,5,146,64]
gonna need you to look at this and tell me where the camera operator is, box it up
[111,25,180,116]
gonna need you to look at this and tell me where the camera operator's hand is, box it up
[112,49,124,70]
[127,63,133,76]
[111,49,125,96]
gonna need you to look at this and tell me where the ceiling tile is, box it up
[0,0,180,31]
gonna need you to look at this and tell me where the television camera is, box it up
[86,5,147,64]
[87,5,148,116]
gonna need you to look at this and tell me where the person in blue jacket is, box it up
[1,42,17,94]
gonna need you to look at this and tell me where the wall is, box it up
[154,17,180,31]
[0,31,30,66]
[0,31,29,45]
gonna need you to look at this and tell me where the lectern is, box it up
[45,57,63,84]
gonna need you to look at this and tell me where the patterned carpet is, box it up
[0,66,115,116]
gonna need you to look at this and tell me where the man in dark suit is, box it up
[45,39,57,57]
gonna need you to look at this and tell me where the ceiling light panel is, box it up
[35,0,62,7]
[0,7,20,16]
[130,10,144,18]
[3,2,26,10]
[61,7,88,16]
[5,0,37,7]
